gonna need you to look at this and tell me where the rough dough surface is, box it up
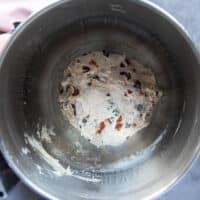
[59,51,162,147]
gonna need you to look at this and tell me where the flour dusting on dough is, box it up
[59,51,162,147]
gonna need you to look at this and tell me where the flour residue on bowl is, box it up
[36,125,56,143]
[59,51,162,147]
[25,133,74,177]
[23,126,100,182]
[21,147,30,155]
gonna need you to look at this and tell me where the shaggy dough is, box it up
[59,51,162,147]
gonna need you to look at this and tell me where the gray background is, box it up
[6,0,200,199]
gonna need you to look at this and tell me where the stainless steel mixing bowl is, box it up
[0,0,200,199]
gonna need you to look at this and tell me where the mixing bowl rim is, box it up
[0,0,200,199]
